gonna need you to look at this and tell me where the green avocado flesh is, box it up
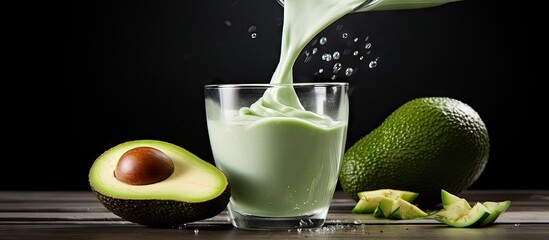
[89,139,230,227]
[479,200,512,226]
[353,189,427,220]
[390,198,429,220]
[435,202,491,228]
[372,197,428,219]
[441,189,472,210]
[435,189,511,227]
[357,189,419,202]
[353,189,419,214]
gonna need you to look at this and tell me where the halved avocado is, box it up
[88,139,230,228]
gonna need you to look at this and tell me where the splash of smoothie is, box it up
[241,0,460,121]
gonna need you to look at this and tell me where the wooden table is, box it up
[1,190,548,239]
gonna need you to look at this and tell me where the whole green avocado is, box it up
[339,97,490,208]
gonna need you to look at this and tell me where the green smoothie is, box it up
[208,115,347,216]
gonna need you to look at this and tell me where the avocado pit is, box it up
[115,146,175,185]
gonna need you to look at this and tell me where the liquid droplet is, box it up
[304,55,312,63]
[365,42,372,49]
[353,51,359,56]
[345,67,354,76]
[194,229,199,235]
[369,58,379,68]
[319,37,327,45]
[342,33,348,39]
[333,51,340,60]
[333,62,342,73]
[322,53,332,61]
[248,25,257,39]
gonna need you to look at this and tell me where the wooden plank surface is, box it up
[1,190,548,240]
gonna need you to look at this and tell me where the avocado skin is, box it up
[339,97,489,208]
[92,186,230,228]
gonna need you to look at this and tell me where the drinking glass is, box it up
[204,82,349,230]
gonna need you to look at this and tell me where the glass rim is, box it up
[204,82,349,89]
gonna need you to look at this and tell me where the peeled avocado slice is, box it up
[88,139,230,227]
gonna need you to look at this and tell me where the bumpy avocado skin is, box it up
[339,97,490,208]
[93,186,230,228]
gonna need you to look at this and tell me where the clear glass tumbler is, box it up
[204,82,349,230]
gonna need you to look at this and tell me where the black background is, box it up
[5,0,545,190]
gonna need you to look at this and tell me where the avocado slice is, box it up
[434,202,491,228]
[353,195,388,214]
[435,189,511,227]
[390,198,429,220]
[357,189,419,202]
[441,189,472,210]
[353,189,419,214]
[478,200,512,226]
[374,196,399,218]
[88,139,230,228]
[371,197,429,220]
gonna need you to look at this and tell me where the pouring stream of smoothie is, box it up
[243,0,460,120]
